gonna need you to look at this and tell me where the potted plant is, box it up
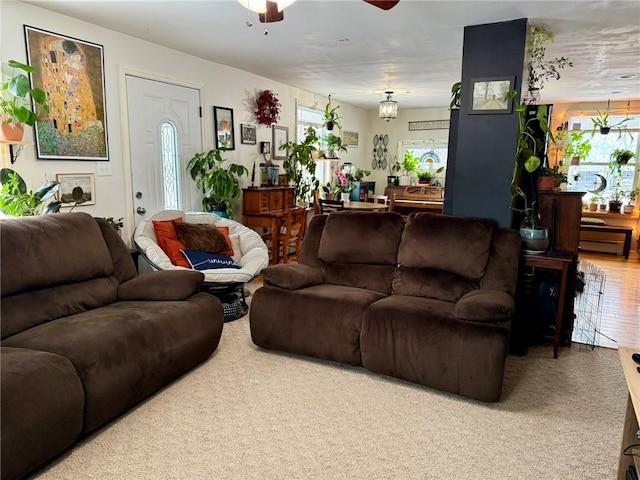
[186,149,248,217]
[281,127,319,204]
[417,171,433,185]
[564,131,592,165]
[611,148,635,165]
[591,110,632,139]
[254,89,281,127]
[323,97,342,131]
[622,187,638,214]
[0,168,60,216]
[105,216,124,231]
[1,60,49,141]
[541,165,568,189]
[527,26,573,93]
[588,195,600,212]
[324,133,346,159]
[514,186,549,253]
[400,151,420,186]
[387,155,401,186]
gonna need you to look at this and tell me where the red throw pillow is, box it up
[162,238,191,268]
[152,218,189,267]
[216,226,234,256]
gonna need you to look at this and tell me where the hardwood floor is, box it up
[574,251,640,350]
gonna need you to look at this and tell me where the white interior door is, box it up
[126,76,202,226]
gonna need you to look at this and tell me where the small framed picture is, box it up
[468,76,515,114]
[240,124,257,145]
[214,106,235,150]
[342,130,359,147]
[56,173,96,206]
[272,125,289,160]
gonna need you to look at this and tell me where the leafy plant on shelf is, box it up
[325,133,347,159]
[402,151,420,176]
[323,96,342,131]
[542,165,568,187]
[105,217,124,231]
[527,26,573,92]
[0,168,60,216]
[564,131,592,162]
[591,109,632,140]
[1,60,49,127]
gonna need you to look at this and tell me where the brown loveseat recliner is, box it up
[250,211,521,402]
[1,213,224,480]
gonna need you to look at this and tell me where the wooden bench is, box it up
[580,224,633,259]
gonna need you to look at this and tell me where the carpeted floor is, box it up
[32,279,628,480]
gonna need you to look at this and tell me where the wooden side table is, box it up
[522,252,573,359]
[617,347,640,480]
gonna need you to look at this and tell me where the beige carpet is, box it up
[33,281,628,480]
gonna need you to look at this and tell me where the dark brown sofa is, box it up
[0,213,224,480]
[250,211,521,402]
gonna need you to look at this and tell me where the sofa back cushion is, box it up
[1,212,117,338]
[318,211,404,294]
[318,211,404,265]
[397,213,496,280]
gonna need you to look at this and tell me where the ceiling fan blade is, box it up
[364,1,400,10]
[259,1,284,23]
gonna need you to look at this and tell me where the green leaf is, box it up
[43,201,62,214]
[8,74,31,99]
[0,168,27,194]
[36,181,60,202]
[524,155,541,173]
[31,88,46,104]
[7,60,35,73]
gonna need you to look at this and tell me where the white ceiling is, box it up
[23,0,640,110]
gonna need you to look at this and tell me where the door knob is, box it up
[136,207,146,215]
[136,192,143,199]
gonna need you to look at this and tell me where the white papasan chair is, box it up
[134,209,269,286]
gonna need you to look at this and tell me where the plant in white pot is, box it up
[1,60,49,141]
[622,187,638,214]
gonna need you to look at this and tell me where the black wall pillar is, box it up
[445,18,528,227]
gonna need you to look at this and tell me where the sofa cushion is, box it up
[2,277,119,340]
[392,266,478,302]
[1,347,84,480]
[1,212,114,298]
[250,284,386,365]
[324,264,397,295]
[261,263,325,290]
[397,213,496,280]
[2,293,223,433]
[318,211,404,265]
[95,217,138,284]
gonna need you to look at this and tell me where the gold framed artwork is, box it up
[56,173,96,206]
[24,26,109,161]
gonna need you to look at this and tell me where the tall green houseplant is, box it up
[0,168,61,216]
[186,149,248,217]
[281,127,319,204]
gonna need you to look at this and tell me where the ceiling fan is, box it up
[239,0,399,24]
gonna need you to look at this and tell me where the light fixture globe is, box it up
[379,91,398,122]
[238,0,297,13]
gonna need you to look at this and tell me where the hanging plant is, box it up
[527,26,572,92]
[255,89,281,127]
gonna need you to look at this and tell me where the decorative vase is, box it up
[0,122,25,142]
[519,227,550,254]
[399,175,411,186]
[340,192,350,203]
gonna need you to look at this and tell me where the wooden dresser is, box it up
[242,186,295,214]
[384,185,444,216]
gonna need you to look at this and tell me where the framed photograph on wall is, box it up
[272,125,288,160]
[56,173,96,206]
[214,106,235,150]
[240,124,257,145]
[468,76,515,114]
[25,26,109,161]
[342,130,359,147]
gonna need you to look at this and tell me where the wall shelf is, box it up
[0,140,34,165]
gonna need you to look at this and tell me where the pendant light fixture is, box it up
[379,91,398,122]
[237,0,297,14]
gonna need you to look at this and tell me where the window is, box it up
[397,140,448,185]
[296,104,333,187]
[160,121,180,210]
[565,114,639,203]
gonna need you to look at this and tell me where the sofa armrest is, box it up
[118,270,204,301]
[454,289,515,322]
[261,263,324,290]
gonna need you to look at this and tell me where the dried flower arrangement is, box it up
[255,90,281,127]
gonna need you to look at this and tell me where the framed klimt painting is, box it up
[24,26,109,161]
